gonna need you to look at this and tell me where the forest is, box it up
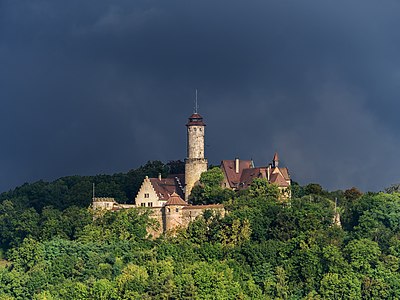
[1,160,400,299]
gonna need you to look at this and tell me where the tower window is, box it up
[176,208,179,212]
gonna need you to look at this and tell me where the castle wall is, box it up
[144,205,225,236]
[92,198,116,210]
[145,207,165,238]
[278,187,291,200]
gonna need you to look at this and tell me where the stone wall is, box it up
[145,207,165,238]
[184,158,207,200]
[92,198,116,210]
[144,204,225,237]
[187,125,205,159]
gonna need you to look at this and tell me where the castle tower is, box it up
[164,192,187,232]
[185,112,208,200]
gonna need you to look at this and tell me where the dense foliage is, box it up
[1,164,400,299]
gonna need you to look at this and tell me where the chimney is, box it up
[235,157,240,174]
[267,164,271,181]
[158,173,162,180]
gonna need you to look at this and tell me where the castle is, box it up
[92,110,291,235]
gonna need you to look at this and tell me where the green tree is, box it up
[303,183,324,196]
[0,200,39,249]
[116,263,149,298]
[91,279,118,300]
[189,167,234,205]
[344,238,381,274]
[248,178,280,199]
[319,273,361,300]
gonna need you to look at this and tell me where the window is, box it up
[144,193,149,198]
[141,203,145,207]
[148,202,153,207]
[175,208,179,212]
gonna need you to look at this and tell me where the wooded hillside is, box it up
[1,162,399,299]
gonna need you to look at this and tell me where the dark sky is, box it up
[1,0,400,192]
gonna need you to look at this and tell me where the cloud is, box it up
[0,0,400,192]
[272,81,400,191]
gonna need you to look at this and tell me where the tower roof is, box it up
[273,152,279,161]
[165,192,187,206]
[186,113,206,126]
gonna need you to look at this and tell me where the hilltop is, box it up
[1,160,400,298]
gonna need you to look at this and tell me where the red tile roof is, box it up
[239,167,262,189]
[278,167,290,181]
[269,172,289,187]
[149,176,185,200]
[221,158,290,189]
[186,113,206,126]
[165,192,187,206]
[221,159,253,188]
[273,152,279,161]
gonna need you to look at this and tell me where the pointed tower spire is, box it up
[272,152,279,168]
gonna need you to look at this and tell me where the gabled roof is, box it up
[269,172,290,187]
[221,160,253,188]
[278,167,290,181]
[239,167,262,189]
[165,192,187,206]
[149,175,185,200]
[221,158,291,190]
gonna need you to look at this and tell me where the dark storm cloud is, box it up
[1,0,400,192]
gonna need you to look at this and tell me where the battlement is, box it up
[92,197,116,202]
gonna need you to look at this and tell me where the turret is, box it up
[164,192,187,232]
[272,152,279,168]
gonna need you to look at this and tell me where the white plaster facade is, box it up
[135,176,167,208]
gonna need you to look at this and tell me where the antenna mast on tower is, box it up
[194,89,199,113]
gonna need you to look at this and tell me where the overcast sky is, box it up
[1,0,400,192]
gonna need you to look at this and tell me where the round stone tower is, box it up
[185,113,208,200]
